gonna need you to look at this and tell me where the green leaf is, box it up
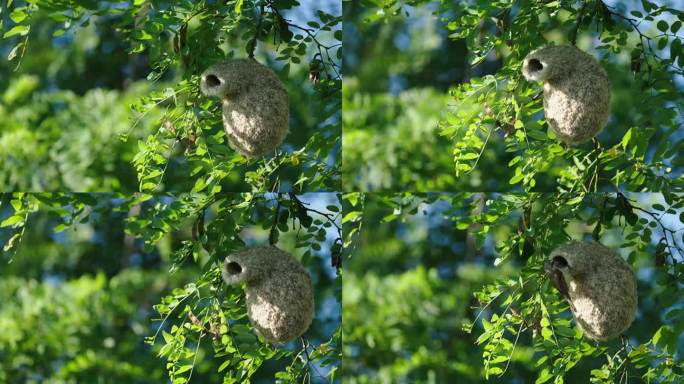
[591,368,610,379]
[3,24,29,38]
[9,8,27,23]
[162,330,173,343]
[191,177,207,193]
[536,368,553,384]
[275,371,291,379]
[234,0,244,14]
[509,171,524,185]
[621,128,632,150]
[175,364,192,374]
[641,0,656,12]
[657,20,668,32]
[652,326,663,345]
[7,42,22,60]
[1,215,24,227]
[488,366,504,375]
[53,223,69,233]
[342,211,362,223]
[3,233,21,251]
[657,37,668,50]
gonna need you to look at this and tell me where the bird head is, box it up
[545,254,572,300]
[545,241,591,307]
[544,253,570,275]
[550,243,587,279]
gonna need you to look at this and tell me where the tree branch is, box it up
[570,2,588,46]
[287,193,342,271]
[269,194,281,245]
[267,2,341,79]
[248,3,266,59]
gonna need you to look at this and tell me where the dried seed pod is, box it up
[522,45,610,144]
[545,241,637,341]
[222,246,314,343]
[200,59,289,157]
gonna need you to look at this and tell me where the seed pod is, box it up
[522,45,610,144]
[545,241,637,341]
[201,59,289,157]
[222,246,314,343]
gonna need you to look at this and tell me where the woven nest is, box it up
[201,59,289,157]
[222,245,314,343]
[523,45,610,145]
[547,241,637,340]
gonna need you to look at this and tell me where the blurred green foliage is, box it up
[0,77,156,190]
[342,2,468,190]
[342,192,684,383]
[343,83,454,190]
[0,272,169,383]
[0,192,341,383]
[343,0,684,192]
[0,0,341,192]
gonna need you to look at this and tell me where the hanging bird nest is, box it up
[201,59,289,157]
[222,245,314,343]
[546,241,637,341]
[523,45,610,145]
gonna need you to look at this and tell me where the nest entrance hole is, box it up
[225,261,242,276]
[552,255,569,269]
[205,74,221,87]
[528,59,544,72]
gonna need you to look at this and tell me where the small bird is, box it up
[544,241,637,341]
[544,256,575,312]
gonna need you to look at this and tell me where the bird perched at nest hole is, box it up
[222,245,314,343]
[522,45,610,145]
[200,59,289,157]
[545,241,637,341]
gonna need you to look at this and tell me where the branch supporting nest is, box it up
[248,3,266,59]
[570,2,589,46]
[269,194,282,245]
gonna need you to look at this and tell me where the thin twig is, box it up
[249,3,266,58]
[570,2,588,46]
[268,2,341,79]
[288,193,342,235]
[601,1,683,73]
[269,195,282,245]
[620,193,684,269]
